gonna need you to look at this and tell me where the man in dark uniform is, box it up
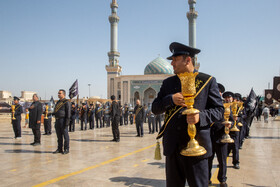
[123,104,129,125]
[147,108,155,134]
[29,94,43,146]
[53,89,71,154]
[95,103,103,128]
[43,103,52,135]
[69,102,76,132]
[226,92,241,169]
[110,95,120,142]
[208,83,230,187]
[134,99,145,137]
[119,102,124,126]
[88,104,95,129]
[80,103,88,130]
[11,97,23,139]
[152,42,224,187]
[155,114,162,132]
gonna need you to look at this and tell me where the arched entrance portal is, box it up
[144,88,156,108]
[134,91,140,105]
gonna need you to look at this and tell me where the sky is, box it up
[1,0,280,100]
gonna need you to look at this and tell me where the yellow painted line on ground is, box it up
[210,157,230,185]
[133,164,139,167]
[33,143,157,187]
[141,159,150,162]
[10,169,17,172]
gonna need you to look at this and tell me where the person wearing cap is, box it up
[152,42,224,187]
[208,83,230,187]
[110,95,120,142]
[88,104,95,129]
[225,92,241,169]
[95,102,103,128]
[80,103,88,130]
[53,89,71,154]
[11,97,23,139]
[43,103,52,135]
[29,94,43,146]
[69,102,77,132]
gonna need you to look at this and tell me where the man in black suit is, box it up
[134,99,145,137]
[95,103,103,128]
[53,89,71,154]
[110,95,120,142]
[152,42,224,187]
[80,103,88,130]
[29,94,43,146]
[11,97,23,139]
[69,102,77,132]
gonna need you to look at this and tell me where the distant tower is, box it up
[187,0,199,69]
[106,0,122,98]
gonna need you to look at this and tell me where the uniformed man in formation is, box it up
[43,103,52,135]
[53,89,71,154]
[29,94,43,146]
[95,102,103,128]
[208,84,230,187]
[134,99,145,137]
[152,42,224,187]
[11,96,23,139]
[123,104,129,125]
[80,103,88,130]
[69,102,77,132]
[147,107,155,134]
[88,104,95,129]
[110,95,120,142]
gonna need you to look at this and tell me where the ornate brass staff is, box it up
[230,101,240,132]
[220,103,234,143]
[11,105,16,120]
[178,72,207,157]
[237,102,243,126]
[44,104,49,119]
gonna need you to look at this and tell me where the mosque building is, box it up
[105,0,198,107]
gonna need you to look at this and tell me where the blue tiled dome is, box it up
[144,57,173,75]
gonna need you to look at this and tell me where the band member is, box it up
[152,42,224,187]
[95,103,103,128]
[53,89,71,154]
[110,95,120,142]
[80,103,88,130]
[134,99,145,137]
[119,102,124,126]
[88,104,95,129]
[123,104,129,125]
[43,103,52,135]
[29,94,43,146]
[11,97,23,139]
[208,83,230,187]
[147,108,155,134]
[69,102,77,132]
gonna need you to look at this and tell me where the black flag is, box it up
[69,79,78,99]
[264,89,273,106]
[244,88,258,117]
[273,76,280,102]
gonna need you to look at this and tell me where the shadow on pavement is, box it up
[5,149,53,154]
[248,136,280,139]
[0,142,31,145]
[148,162,165,169]
[243,184,270,187]
[110,176,165,187]
[71,139,112,142]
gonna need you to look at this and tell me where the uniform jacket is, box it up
[152,72,224,158]
[70,107,77,121]
[110,101,120,119]
[80,107,88,121]
[95,107,103,119]
[53,98,71,126]
[134,105,145,123]
[12,104,23,121]
[88,108,95,121]
[29,101,43,128]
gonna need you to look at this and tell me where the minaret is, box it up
[187,0,198,48]
[106,0,122,98]
[187,0,199,69]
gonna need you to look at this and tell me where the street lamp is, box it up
[88,84,91,98]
